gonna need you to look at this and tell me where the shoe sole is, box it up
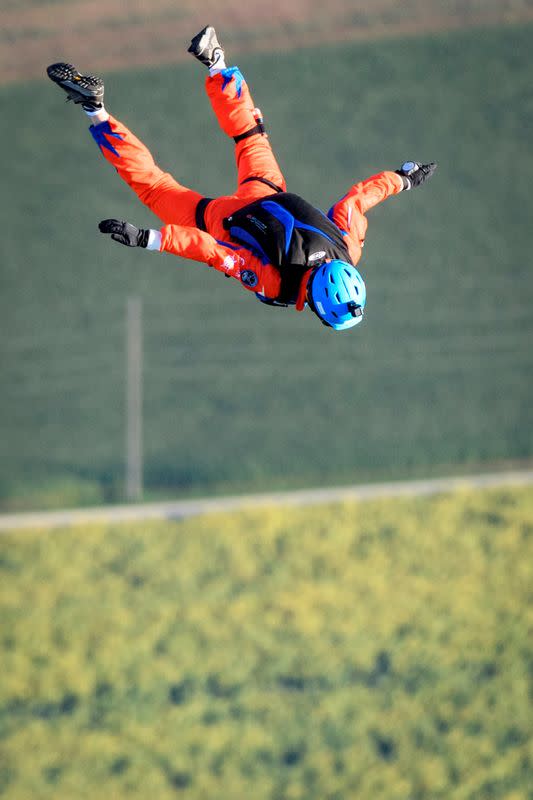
[188,26,213,56]
[47,62,104,103]
[187,25,223,66]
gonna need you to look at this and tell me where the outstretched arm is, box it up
[99,219,248,275]
[330,162,437,223]
[329,171,403,231]
[327,171,403,261]
[98,219,282,297]
[328,162,437,258]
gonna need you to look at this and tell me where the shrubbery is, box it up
[1,487,532,798]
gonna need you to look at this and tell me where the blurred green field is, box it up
[1,24,533,509]
[1,486,532,798]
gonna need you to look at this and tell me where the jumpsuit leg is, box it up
[89,115,202,226]
[205,70,287,199]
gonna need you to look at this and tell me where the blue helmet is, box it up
[307,260,366,331]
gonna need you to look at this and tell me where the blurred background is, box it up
[1,0,532,510]
[1,2,532,798]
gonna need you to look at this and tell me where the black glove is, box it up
[98,219,150,248]
[395,161,437,190]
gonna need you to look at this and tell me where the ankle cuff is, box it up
[209,58,227,76]
[84,105,109,121]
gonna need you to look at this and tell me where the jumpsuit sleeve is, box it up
[159,224,282,297]
[328,170,402,249]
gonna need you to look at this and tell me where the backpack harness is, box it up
[222,191,353,305]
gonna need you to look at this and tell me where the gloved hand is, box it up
[98,219,150,247]
[395,161,437,190]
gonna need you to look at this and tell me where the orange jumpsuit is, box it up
[90,68,404,309]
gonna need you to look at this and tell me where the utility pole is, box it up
[126,296,143,501]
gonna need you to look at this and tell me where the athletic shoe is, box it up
[46,62,104,109]
[187,25,225,69]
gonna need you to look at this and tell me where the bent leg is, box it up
[89,115,202,226]
[205,70,287,198]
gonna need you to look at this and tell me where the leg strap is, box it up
[240,176,283,193]
[233,121,265,143]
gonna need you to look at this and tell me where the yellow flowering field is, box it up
[1,487,532,798]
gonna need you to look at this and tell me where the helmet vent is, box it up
[324,287,329,298]
[328,273,335,283]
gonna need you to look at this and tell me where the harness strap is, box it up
[233,121,265,143]
[240,176,284,193]
[195,197,214,232]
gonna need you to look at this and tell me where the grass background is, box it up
[1,486,532,798]
[1,24,533,509]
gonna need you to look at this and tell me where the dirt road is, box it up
[1,470,532,532]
